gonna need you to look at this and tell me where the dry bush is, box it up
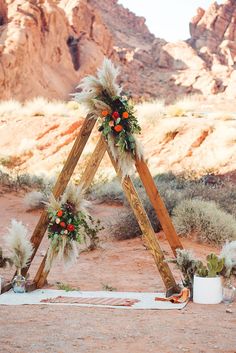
[0,100,22,117]
[87,179,124,203]
[172,199,236,245]
[23,190,47,210]
[166,95,201,118]
[23,97,70,117]
[0,168,51,192]
[166,105,186,117]
[172,96,201,113]
[135,100,165,126]
[89,172,236,241]
[0,155,22,169]
[0,98,87,119]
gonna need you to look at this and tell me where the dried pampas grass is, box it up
[5,219,33,271]
[74,58,121,116]
[45,236,78,272]
[45,183,89,271]
[74,58,143,177]
[47,183,89,214]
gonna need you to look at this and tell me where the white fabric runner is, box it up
[0,289,188,310]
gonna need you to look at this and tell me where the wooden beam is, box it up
[135,157,183,256]
[21,114,96,278]
[80,135,106,191]
[34,134,106,288]
[106,144,179,294]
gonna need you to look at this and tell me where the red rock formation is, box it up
[0,0,115,100]
[0,0,236,101]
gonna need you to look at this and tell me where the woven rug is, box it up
[41,296,139,307]
[0,289,188,310]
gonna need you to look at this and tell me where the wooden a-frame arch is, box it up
[3,114,183,295]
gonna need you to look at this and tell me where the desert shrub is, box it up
[23,190,47,210]
[87,178,124,203]
[0,168,52,192]
[136,100,165,126]
[23,97,70,117]
[172,199,236,245]
[0,100,22,117]
[92,172,236,241]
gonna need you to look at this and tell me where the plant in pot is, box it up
[193,253,224,304]
[0,247,13,293]
[5,220,33,293]
[220,241,236,304]
[167,249,201,297]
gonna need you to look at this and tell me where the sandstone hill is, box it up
[0,0,236,101]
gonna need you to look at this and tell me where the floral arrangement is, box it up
[74,58,143,176]
[5,219,33,275]
[46,184,102,270]
[98,94,141,156]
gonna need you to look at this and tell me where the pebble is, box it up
[226,308,233,314]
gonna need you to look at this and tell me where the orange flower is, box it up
[122,111,129,119]
[114,125,123,132]
[60,221,66,228]
[102,110,108,117]
[57,210,63,217]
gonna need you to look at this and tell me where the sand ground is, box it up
[0,190,235,353]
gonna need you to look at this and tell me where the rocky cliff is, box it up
[0,0,236,101]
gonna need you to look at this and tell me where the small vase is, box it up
[12,269,26,293]
[222,279,236,304]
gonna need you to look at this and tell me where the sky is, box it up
[118,0,224,42]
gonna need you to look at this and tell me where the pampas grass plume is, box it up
[6,220,33,270]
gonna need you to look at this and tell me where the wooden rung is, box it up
[135,157,183,255]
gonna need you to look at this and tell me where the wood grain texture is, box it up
[105,142,178,292]
[80,135,106,191]
[135,157,183,256]
[23,114,96,282]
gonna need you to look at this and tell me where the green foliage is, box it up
[196,253,225,277]
[82,215,104,251]
[168,249,200,289]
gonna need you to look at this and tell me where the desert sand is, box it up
[0,189,235,353]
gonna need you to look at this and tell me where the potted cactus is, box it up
[193,253,224,304]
